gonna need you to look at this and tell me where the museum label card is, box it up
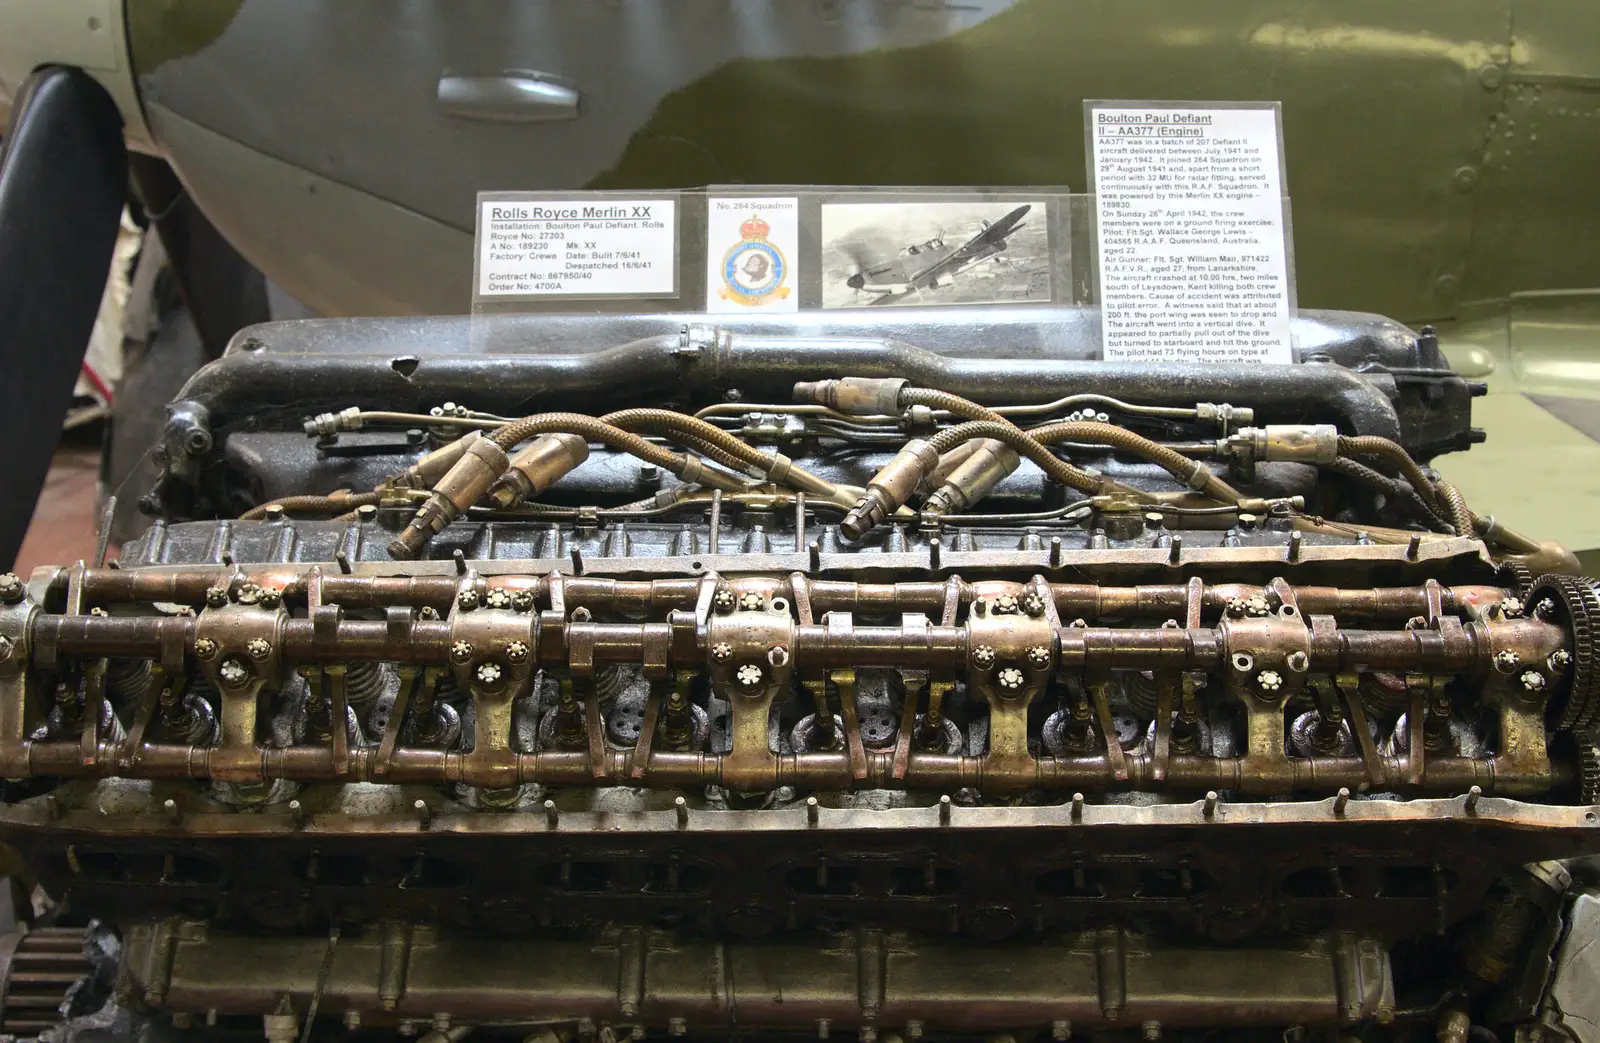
[475,197,676,297]
[705,197,799,313]
[1087,102,1293,363]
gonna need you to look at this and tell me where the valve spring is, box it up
[1359,671,1409,720]
[344,661,386,709]
[595,664,627,702]
[1121,671,1159,719]
[105,658,153,704]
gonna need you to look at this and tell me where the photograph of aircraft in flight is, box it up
[821,200,1049,308]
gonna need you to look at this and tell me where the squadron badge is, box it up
[718,213,792,307]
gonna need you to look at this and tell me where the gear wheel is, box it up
[1526,574,1600,731]
[1578,733,1600,805]
[1495,560,1536,600]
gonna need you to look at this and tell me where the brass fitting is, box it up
[1219,425,1339,464]
[388,430,485,490]
[923,439,1021,514]
[486,432,590,508]
[388,438,509,559]
[841,438,940,540]
[792,377,907,416]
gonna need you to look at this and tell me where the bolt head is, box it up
[1244,595,1270,618]
[972,645,997,669]
[996,667,1025,690]
[1068,618,1088,629]
[1494,650,1520,672]
[485,589,511,609]
[0,574,22,604]
[1021,591,1047,617]
[505,640,529,664]
[457,589,478,611]
[1499,597,1526,619]
[1027,645,1052,668]
[991,593,1019,615]
[1535,597,1559,621]
[1549,649,1573,672]
[217,656,251,687]
[245,637,272,661]
[1286,651,1309,673]
[511,591,535,612]
[1256,669,1283,692]
[257,587,282,608]
[1520,670,1547,692]
[89,606,108,617]
[450,640,474,663]
[235,583,261,605]
[767,645,790,668]
[475,662,503,685]
[711,642,734,663]
[738,592,765,612]
[204,586,229,608]
[1226,597,1246,618]
[194,637,218,660]
[735,663,764,687]
[419,605,440,620]
[713,589,736,612]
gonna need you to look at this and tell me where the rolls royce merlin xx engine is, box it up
[3,307,1599,1043]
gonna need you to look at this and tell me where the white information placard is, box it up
[1089,103,1293,363]
[705,196,799,313]
[475,198,676,297]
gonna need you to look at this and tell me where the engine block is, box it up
[3,308,1598,1043]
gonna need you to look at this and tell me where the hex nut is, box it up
[419,606,440,620]
[1493,650,1520,673]
[1549,649,1574,673]
[996,667,1025,690]
[450,640,474,663]
[1499,597,1525,620]
[1520,670,1547,692]
[475,662,503,685]
[735,663,764,687]
[1226,598,1247,618]
[972,645,997,669]
[457,589,479,611]
[257,587,282,608]
[0,573,24,604]
[738,592,765,612]
[245,638,272,661]
[1021,591,1047,618]
[1256,669,1283,692]
[1244,595,1271,618]
[711,642,734,663]
[992,594,1019,615]
[1027,645,1053,669]
[194,638,218,660]
[1068,618,1088,629]
[217,657,251,687]
[1534,597,1558,621]
[511,591,535,613]
[89,607,108,617]
[204,586,229,608]
[485,589,511,610]
[713,589,736,613]
[235,583,261,605]
[505,640,529,664]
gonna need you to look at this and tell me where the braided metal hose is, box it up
[241,490,382,521]
[1025,420,1247,505]
[1337,435,1440,507]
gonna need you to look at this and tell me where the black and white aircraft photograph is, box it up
[820,199,1051,308]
